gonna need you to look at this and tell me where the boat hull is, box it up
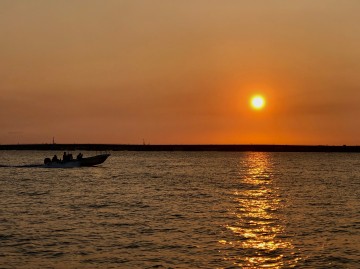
[78,154,111,167]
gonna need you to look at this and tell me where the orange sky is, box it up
[1,1,360,145]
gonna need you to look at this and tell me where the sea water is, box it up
[0,151,359,268]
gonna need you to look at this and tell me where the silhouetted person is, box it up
[52,155,59,162]
[77,153,83,160]
[63,152,67,162]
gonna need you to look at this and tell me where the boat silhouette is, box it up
[44,153,110,168]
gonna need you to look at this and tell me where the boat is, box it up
[44,153,110,168]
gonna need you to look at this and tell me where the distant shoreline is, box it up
[0,144,360,152]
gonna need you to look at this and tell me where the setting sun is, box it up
[250,95,266,110]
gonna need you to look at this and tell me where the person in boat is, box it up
[77,153,83,160]
[63,152,69,162]
[52,155,59,162]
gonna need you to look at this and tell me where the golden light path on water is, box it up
[220,152,299,268]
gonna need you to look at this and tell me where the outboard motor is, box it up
[44,158,51,165]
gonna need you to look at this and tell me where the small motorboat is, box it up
[44,153,110,168]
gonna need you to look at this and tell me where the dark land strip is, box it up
[1,144,360,152]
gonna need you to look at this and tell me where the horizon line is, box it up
[1,143,360,153]
[0,143,359,147]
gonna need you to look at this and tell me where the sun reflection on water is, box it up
[221,152,298,268]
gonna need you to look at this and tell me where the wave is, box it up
[0,164,43,168]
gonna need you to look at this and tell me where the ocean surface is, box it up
[0,151,359,268]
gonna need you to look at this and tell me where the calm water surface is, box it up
[0,151,359,268]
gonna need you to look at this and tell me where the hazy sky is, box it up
[1,1,360,145]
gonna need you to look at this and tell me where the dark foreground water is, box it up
[0,151,359,268]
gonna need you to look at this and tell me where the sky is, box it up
[1,0,360,145]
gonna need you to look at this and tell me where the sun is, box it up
[250,95,266,110]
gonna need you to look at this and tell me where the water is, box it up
[0,151,359,268]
